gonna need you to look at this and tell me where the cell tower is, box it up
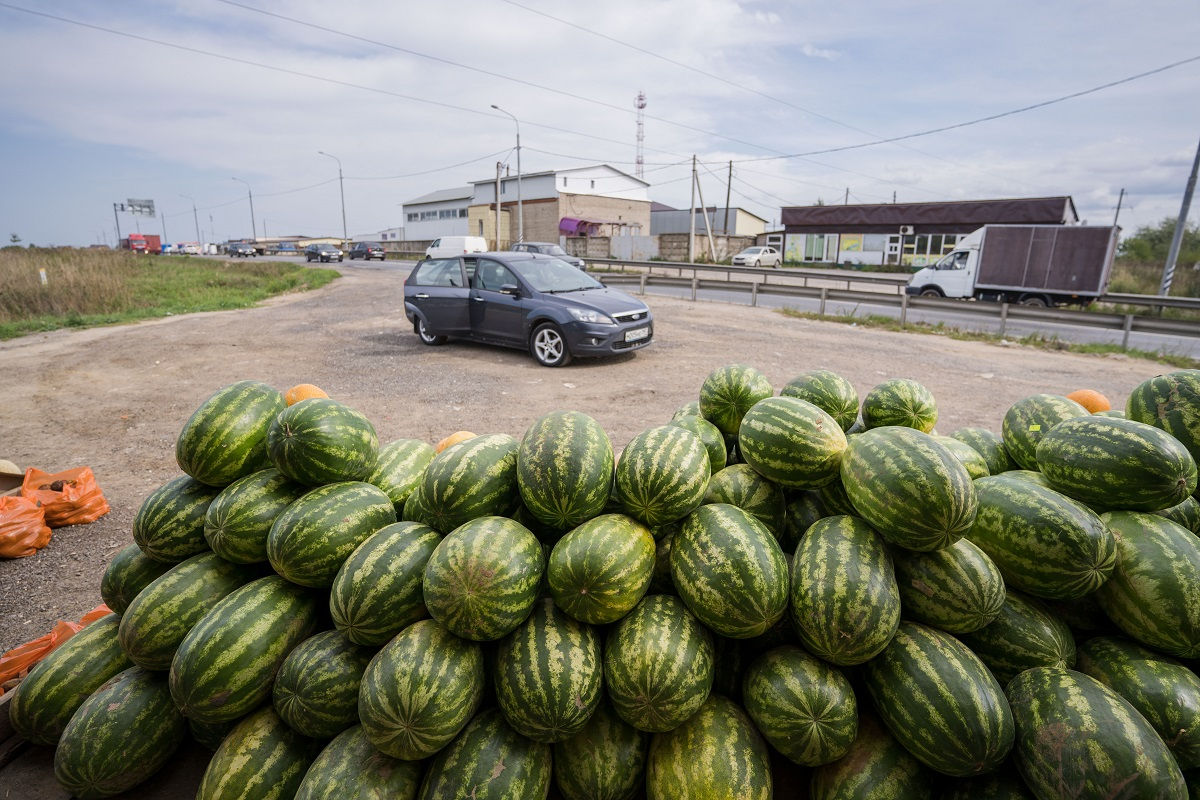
[635,90,646,179]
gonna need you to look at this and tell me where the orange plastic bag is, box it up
[21,466,110,527]
[0,604,111,695]
[0,495,51,558]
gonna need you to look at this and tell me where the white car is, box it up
[732,246,782,267]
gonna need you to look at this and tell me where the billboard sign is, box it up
[126,198,156,217]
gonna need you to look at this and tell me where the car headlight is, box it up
[567,307,614,324]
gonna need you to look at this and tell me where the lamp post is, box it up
[318,150,347,244]
[490,104,522,243]
[179,194,201,244]
[231,177,256,240]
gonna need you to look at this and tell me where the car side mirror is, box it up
[500,284,520,296]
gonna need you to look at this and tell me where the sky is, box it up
[0,1,1197,247]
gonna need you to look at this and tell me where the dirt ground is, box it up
[0,261,1175,654]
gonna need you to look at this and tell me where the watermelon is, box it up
[809,712,936,800]
[417,709,552,800]
[1007,667,1186,799]
[861,378,938,432]
[940,771,1035,800]
[175,380,285,487]
[273,629,373,739]
[781,491,825,552]
[1076,636,1200,770]
[613,425,710,527]
[1095,510,1200,659]
[704,463,786,537]
[366,437,435,512]
[546,512,655,625]
[891,538,1006,634]
[672,400,701,421]
[1126,369,1200,464]
[968,474,1116,600]
[742,645,857,767]
[815,476,856,517]
[422,515,543,641]
[132,475,221,563]
[266,480,396,588]
[649,523,677,594]
[1001,393,1089,471]
[517,410,614,530]
[840,426,977,551]
[933,435,991,479]
[295,725,422,800]
[266,397,379,485]
[1159,494,1200,534]
[780,369,859,432]
[419,433,520,533]
[1095,409,1127,418]
[553,699,648,800]
[645,695,771,800]
[669,414,728,476]
[401,480,434,526]
[603,594,715,732]
[330,520,441,646]
[52,667,186,800]
[117,551,257,671]
[950,426,1016,474]
[7,613,130,746]
[99,543,171,615]
[670,503,789,638]
[358,618,484,760]
[169,575,320,724]
[789,514,900,665]
[698,363,774,435]
[494,597,602,743]
[196,706,321,800]
[203,468,305,564]
[864,621,1014,777]
[737,396,847,490]
[958,592,1076,684]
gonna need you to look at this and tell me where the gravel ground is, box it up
[0,261,1174,654]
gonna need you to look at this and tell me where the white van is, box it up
[425,236,488,259]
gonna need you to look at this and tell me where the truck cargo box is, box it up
[975,225,1117,298]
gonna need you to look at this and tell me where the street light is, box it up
[231,177,257,240]
[318,150,347,243]
[179,194,201,244]
[490,104,522,243]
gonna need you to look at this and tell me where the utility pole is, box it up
[495,161,503,250]
[1161,137,1200,296]
[844,187,850,205]
[318,151,347,243]
[180,195,201,244]
[695,171,717,261]
[160,211,167,245]
[232,178,256,240]
[688,155,697,263]
[1113,187,1125,227]
[113,203,122,244]
[723,160,733,236]
[490,106,522,243]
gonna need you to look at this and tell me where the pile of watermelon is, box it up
[8,366,1200,799]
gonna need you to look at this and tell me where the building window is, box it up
[406,213,418,222]
[459,209,468,218]
[590,180,595,189]
[562,177,567,187]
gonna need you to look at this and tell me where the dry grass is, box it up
[1108,259,1200,297]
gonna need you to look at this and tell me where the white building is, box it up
[400,187,473,241]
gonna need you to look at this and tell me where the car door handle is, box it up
[414,293,429,299]
[472,296,486,302]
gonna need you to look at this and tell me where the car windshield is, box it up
[539,244,568,256]
[512,258,603,293]
[742,248,763,254]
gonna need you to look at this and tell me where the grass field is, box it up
[0,248,338,339]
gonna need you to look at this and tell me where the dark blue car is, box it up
[403,252,653,367]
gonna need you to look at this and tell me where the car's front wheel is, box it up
[530,322,572,367]
[416,317,446,346]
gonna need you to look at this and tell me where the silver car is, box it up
[732,246,782,268]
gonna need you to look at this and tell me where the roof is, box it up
[781,196,1079,234]
[402,186,473,206]
[470,164,650,188]
[650,201,677,212]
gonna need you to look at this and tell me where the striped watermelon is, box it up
[169,575,320,724]
[266,397,379,486]
[603,594,715,732]
[670,503,789,638]
[1095,409,1126,418]
[132,475,221,563]
[358,618,483,759]
[646,695,771,800]
[815,476,856,517]
[273,629,373,739]
[891,538,1006,634]
[865,621,1014,777]
[99,543,171,615]
[175,380,285,487]
[698,363,774,435]
[1007,667,1186,799]
[934,435,991,479]
[649,523,677,595]
[267,480,396,588]
[7,613,130,746]
[52,667,186,800]
[203,468,305,564]
[295,725,422,800]
[417,709,551,800]
[553,698,648,800]
[1095,510,1200,659]
[950,426,1017,475]
[780,369,860,432]
[401,480,434,526]
[1036,415,1198,511]
[704,463,786,537]
[366,437,435,512]
[861,378,938,432]
[419,433,520,534]
[518,410,614,530]
[809,712,936,800]
[330,520,440,646]
[669,414,728,476]
[840,426,977,552]
[968,474,1116,600]
[1159,494,1200,534]
[781,491,825,552]
[422,515,543,641]
[1001,393,1089,471]
[1126,369,1200,464]
[789,514,900,665]
[613,425,710,527]
[742,645,857,767]
[738,396,847,490]
[546,512,655,624]
[958,592,1077,684]
[672,400,701,421]
[117,551,257,670]
[940,771,1036,800]
[494,597,602,743]
[196,706,321,800]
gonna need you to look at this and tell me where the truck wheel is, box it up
[920,288,943,298]
[1019,295,1048,307]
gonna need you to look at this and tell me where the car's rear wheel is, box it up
[531,322,571,367]
[416,318,446,346]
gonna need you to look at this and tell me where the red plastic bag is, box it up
[21,466,110,527]
[0,604,111,695]
[0,495,51,558]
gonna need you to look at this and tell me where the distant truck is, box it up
[905,225,1119,307]
[119,233,161,254]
